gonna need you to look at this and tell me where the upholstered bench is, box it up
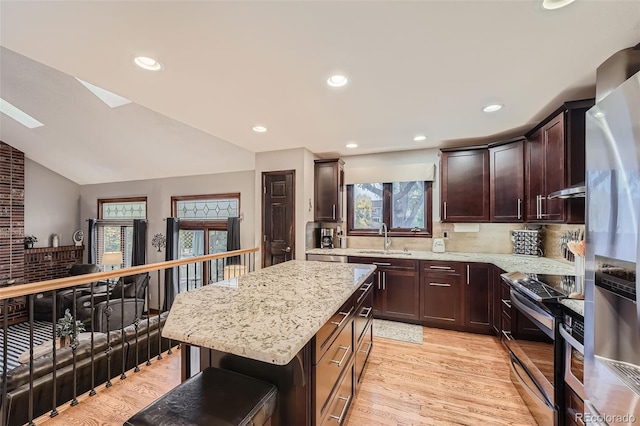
[124,367,277,426]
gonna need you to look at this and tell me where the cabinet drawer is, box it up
[315,319,353,423]
[349,256,416,270]
[321,362,353,426]
[420,260,463,275]
[355,323,373,389]
[354,286,373,345]
[315,299,354,363]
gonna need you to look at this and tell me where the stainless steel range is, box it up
[501,272,582,426]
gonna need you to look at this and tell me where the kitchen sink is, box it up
[356,249,412,256]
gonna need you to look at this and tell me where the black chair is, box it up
[75,273,149,332]
[33,264,100,321]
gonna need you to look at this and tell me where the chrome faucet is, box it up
[379,223,392,252]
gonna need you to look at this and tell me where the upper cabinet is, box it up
[490,138,525,222]
[440,148,489,222]
[314,158,344,222]
[525,100,593,223]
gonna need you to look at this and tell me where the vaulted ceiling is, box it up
[1,1,639,184]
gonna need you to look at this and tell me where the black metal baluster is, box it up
[50,290,58,417]
[71,287,79,405]
[186,262,190,292]
[105,281,113,387]
[2,298,8,426]
[157,271,162,360]
[89,281,96,396]
[146,274,151,366]
[27,294,35,425]
[120,276,126,380]
[165,270,172,355]
[133,275,141,372]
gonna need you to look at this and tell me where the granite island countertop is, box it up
[306,248,575,275]
[162,260,376,366]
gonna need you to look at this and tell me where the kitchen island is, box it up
[162,260,376,425]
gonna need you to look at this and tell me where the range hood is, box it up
[547,183,585,199]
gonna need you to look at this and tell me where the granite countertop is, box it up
[162,260,376,366]
[561,299,585,317]
[306,248,575,275]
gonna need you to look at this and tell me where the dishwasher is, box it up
[306,254,348,263]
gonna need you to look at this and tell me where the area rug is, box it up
[372,319,423,344]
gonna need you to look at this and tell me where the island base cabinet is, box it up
[355,323,373,390]
[321,362,354,425]
[419,274,463,327]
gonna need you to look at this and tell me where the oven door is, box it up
[508,289,557,425]
[559,324,585,400]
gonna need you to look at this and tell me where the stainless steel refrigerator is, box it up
[585,47,640,425]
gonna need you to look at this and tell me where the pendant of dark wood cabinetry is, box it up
[490,139,525,222]
[314,159,344,222]
[440,148,490,222]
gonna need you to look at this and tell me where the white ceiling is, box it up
[1,1,639,185]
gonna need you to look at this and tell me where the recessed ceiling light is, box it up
[327,75,348,88]
[252,125,267,133]
[346,143,358,149]
[542,0,576,10]
[0,98,44,129]
[134,56,163,71]
[482,104,503,113]
[413,135,427,142]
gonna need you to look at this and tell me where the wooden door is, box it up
[262,171,295,267]
[419,273,463,327]
[490,140,524,222]
[440,149,489,222]
[542,113,566,221]
[381,268,419,321]
[525,129,545,221]
[465,263,492,334]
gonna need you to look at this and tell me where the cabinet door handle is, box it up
[330,307,353,327]
[329,395,352,423]
[517,198,522,220]
[429,282,451,287]
[359,307,372,318]
[330,345,351,367]
[372,262,391,266]
[501,330,513,341]
[359,341,373,356]
[502,299,512,309]
[332,204,336,220]
[383,271,386,290]
[377,272,381,290]
[466,265,470,285]
[429,265,452,270]
[443,201,447,220]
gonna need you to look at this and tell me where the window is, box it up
[347,181,432,237]
[172,193,240,287]
[97,197,147,268]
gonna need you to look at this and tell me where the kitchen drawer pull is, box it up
[360,282,372,292]
[372,262,391,266]
[330,345,351,367]
[329,395,352,423]
[501,330,513,341]
[501,299,512,309]
[359,307,372,318]
[359,341,373,356]
[429,265,452,270]
[330,307,353,327]
[429,282,451,287]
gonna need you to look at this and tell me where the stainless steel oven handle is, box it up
[559,324,584,354]
[584,400,608,426]
[510,353,554,410]
[510,290,554,332]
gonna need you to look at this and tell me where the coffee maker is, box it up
[320,228,334,248]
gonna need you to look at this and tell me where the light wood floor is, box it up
[39,328,535,426]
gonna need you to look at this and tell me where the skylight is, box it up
[75,78,132,108]
[0,98,44,129]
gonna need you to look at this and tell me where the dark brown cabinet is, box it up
[348,257,419,321]
[525,100,593,224]
[314,158,344,222]
[440,148,490,222]
[489,139,525,222]
[464,263,492,334]
[420,272,463,327]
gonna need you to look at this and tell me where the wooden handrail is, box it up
[0,247,259,300]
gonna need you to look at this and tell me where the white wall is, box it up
[80,170,256,306]
[255,148,316,266]
[342,147,441,220]
[25,158,81,247]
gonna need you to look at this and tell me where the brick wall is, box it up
[0,142,24,284]
[24,245,85,283]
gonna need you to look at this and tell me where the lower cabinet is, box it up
[355,323,372,389]
[465,263,492,334]
[420,272,463,326]
[565,386,585,426]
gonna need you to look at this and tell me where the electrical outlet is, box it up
[443,231,449,239]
